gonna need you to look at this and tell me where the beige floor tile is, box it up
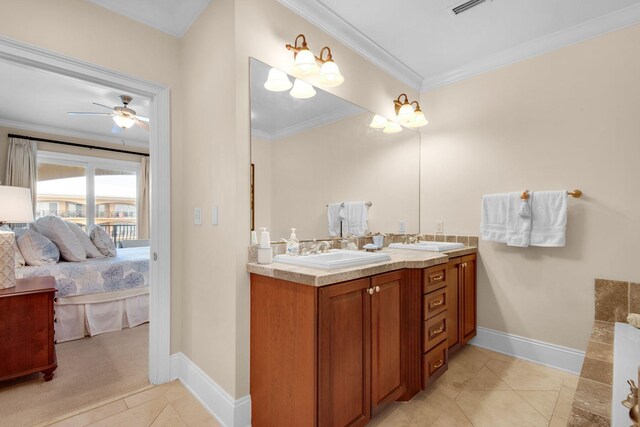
[123,383,172,408]
[48,400,128,427]
[460,366,511,391]
[188,418,222,427]
[562,374,580,390]
[553,385,577,419]
[171,395,215,426]
[150,405,186,427]
[517,390,560,420]
[450,345,491,372]
[485,358,564,391]
[471,346,517,363]
[431,402,473,427]
[437,362,484,391]
[164,381,190,402]
[549,414,568,427]
[455,390,549,427]
[90,398,167,427]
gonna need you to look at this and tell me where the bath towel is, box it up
[530,191,567,247]
[345,202,368,237]
[327,203,345,237]
[507,193,532,247]
[480,193,510,243]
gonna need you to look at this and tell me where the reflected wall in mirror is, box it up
[250,58,420,242]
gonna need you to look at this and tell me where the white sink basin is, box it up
[274,250,391,270]
[388,241,465,252]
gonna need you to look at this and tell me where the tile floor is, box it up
[43,344,577,427]
[43,381,220,427]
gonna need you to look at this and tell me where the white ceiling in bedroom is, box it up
[0,59,150,147]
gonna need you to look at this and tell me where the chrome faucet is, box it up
[310,241,332,254]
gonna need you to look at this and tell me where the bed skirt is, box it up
[55,287,149,342]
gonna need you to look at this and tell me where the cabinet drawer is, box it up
[423,311,447,353]
[422,340,448,389]
[423,287,447,320]
[422,265,446,293]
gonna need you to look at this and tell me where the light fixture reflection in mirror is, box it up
[383,121,403,134]
[264,68,293,92]
[315,47,344,88]
[290,79,316,99]
[369,114,388,129]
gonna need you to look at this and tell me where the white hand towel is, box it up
[345,202,368,237]
[480,193,510,243]
[507,192,532,247]
[529,191,567,247]
[327,203,345,237]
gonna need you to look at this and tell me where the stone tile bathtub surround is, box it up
[595,279,629,322]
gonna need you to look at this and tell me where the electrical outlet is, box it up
[399,220,406,233]
[194,207,202,225]
[211,206,218,225]
[436,220,444,234]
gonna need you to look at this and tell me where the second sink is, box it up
[274,250,391,270]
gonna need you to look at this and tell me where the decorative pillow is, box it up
[89,225,117,257]
[65,221,104,258]
[34,216,86,262]
[0,224,26,268]
[17,230,60,266]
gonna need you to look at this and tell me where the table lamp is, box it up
[0,186,34,289]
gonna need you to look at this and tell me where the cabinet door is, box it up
[319,278,371,427]
[461,257,477,343]
[445,259,461,349]
[371,271,406,415]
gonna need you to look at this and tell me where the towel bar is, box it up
[520,190,582,200]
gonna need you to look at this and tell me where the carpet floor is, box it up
[0,324,149,427]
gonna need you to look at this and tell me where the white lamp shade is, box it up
[383,121,403,134]
[369,114,388,129]
[292,49,319,77]
[0,186,34,223]
[317,60,344,87]
[397,103,416,122]
[290,79,316,99]
[407,110,429,128]
[264,68,293,92]
[113,115,136,129]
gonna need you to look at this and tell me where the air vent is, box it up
[452,0,486,14]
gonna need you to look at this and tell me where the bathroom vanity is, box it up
[248,248,477,426]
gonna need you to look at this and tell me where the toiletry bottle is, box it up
[258,227,273,264]
[286,228,300,256]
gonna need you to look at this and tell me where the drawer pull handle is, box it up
[430,326,444,337]
[431,274,444,281]
[432,360,444,369]
[431,299,444,307]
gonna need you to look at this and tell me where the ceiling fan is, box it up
[68,95,150,134]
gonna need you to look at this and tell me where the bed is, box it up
[15,247,150,342]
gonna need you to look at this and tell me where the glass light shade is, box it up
[397,103,416,122]
[264,68,293,92]
[369,114,388,129]
[0,186,34,223]
[407,110,429,128]
[290,79,316,99]
[113,115,136,129]
[383,121,403,134]
[317,60,344,87]
[292,48,319,77]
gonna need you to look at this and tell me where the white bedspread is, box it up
[15,247,150,298]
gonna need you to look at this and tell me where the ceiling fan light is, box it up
[369,114,388,129]
[292,48,319,77]
[397,103,416,122]
[290,79,316,99]
[113,115,135,129]
[317,60,344,87]
[407,110,429,128]
[264,67,293,92]
[383,121,403,134]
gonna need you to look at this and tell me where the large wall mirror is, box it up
[250,58,420,242]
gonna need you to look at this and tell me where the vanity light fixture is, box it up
[393,94,429,128]
[264,67,293,92]
[290,79,316,99]
[407,102,429,128]
[382,121,403,134]
[315,47,344,87]
[369,114,388,129]
[286,34,319,77]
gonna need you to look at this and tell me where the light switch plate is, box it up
[399,220,406,233]
[194,207,202,225]
[211,206,218,225]
[436,220,444,234]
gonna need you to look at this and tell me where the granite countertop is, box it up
[246,246,477,287]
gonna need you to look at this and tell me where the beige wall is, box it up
[253,113,420,241]
[420,24,640,351]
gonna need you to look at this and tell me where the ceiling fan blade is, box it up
[92,102,115,111]
[68,112,113,116]
[135,115,150,123]
[135,118,150,131]
[111,124,124,134]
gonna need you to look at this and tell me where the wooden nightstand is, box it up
[0,276,57,382]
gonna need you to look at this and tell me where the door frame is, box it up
[0,35,172,384]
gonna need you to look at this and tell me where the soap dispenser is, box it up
[286,228,300,256]
[257,227,273,264]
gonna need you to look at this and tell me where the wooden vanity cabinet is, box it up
[445,254,477,354]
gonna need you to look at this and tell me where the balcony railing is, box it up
[36,210,136,219]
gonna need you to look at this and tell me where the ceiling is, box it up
[250,59,363,140]
[0,59,150,147]
[89,0,212,37]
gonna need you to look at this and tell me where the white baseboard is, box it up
[470,327,585,374]
[170,353,251,427]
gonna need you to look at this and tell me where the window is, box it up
[36,152,140,242]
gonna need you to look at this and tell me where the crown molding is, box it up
[422,3,640,92]
[276,0,423,90]
[251,104,362,141]
[0,118,149,150]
